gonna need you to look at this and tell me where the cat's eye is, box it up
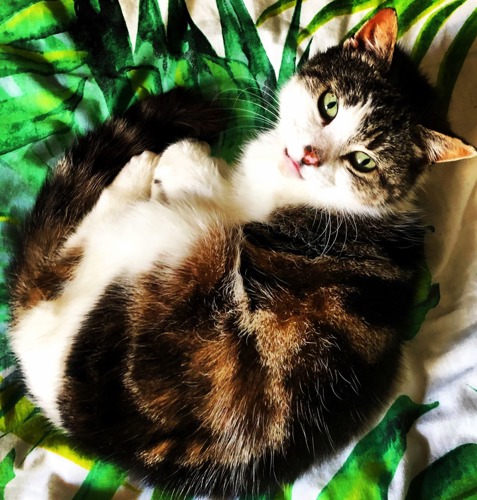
[318,90,339,121]
[349,151,377,173]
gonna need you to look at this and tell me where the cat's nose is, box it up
[301,145,321,167]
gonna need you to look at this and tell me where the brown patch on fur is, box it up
[12,246,83,313]
[185,325,291,466]
[125,227,298,469]
[124,225,241,425]
[240,238,407,365]
[181,438,215,467]
[138,439,175,466]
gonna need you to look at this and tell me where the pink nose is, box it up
[302,145,320,166]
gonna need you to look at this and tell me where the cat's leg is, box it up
[105,151,158,204]
[150,139,230,205]
[64,151,159,250]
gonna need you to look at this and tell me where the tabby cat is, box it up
[7,9,476,497]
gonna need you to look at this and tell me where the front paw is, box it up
[104,151,158,202]
[151,139,220,204]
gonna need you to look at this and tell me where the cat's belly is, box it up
[10,199,212,425]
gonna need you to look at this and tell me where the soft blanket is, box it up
[1,1,477,498]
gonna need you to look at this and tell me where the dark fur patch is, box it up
[58,208,424,497]
[9,245,83,319]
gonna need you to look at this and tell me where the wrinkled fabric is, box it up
[1,1,476,498]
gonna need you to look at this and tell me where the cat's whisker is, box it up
[338,370,359,395]
[236,95,280,120]
[349,212,359,243]
[229,77,282,109]
[218,105,278,127]
[216,86,280,121]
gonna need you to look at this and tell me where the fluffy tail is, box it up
[8,88,224,313]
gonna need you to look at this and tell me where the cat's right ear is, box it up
[343,8,398,70]
[418,126,477,164]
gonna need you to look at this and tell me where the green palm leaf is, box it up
[0,0,37,19]
[0,76,86,155]
[298,0,376,45]
[69,0,134,115]
[256,0,300,27]
[0,0,75,44]
[395,0,446,36]
[411,0,467,65]
[0,449,16,497]
[278,0,303,87]
[131,0,168,96]
[0,335,15,372]
[299,0,449,44]
[297,38,313,71]
[340,0,448,41]
[404,266,440,341]
[0,43,86,78]
[436,5,477,112]
[216,0,276,93]
[317,396,438,500]
[72,461,127,500]
[405,444,477,499]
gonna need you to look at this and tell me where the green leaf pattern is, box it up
[1,0,477,498]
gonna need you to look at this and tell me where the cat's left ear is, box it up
[419,126,477,164]
[344,8,398,70]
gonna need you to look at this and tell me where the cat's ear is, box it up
[419,126,477,164]
[344,8,398,70]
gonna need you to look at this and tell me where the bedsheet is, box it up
[1,1,477,498]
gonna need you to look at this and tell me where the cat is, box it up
[7,8,476,498]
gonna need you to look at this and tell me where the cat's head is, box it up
[276,8,476,216]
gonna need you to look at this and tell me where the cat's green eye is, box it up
[318,90,338,121]
[349,151,377,173]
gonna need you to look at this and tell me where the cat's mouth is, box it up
[283,149,303,179]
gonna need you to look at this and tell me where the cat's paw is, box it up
[110,151,158,201]
[90,151,159,219]
[151,139,223,204]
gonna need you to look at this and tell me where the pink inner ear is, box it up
[422,127,477,163]
[348,8,398,66]
[433,137,477,163]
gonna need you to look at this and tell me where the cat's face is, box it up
[276,50,421,215]
[270,9,476,217]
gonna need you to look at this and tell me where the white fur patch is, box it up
[152,139,232,208]
[11,149,228,425]
[233,78,383,219]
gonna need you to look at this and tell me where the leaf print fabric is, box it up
[1,0,477,498]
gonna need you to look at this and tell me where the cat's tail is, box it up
[7,88,224,313]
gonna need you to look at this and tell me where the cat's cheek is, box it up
[331,175,363,210]
[305,168,363,212]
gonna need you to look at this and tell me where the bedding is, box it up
[1,0,477,498]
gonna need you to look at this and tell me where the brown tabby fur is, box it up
[57,207,422,496]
